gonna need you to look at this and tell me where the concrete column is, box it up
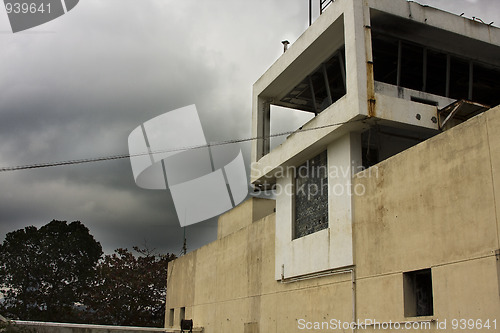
[274,170,294,280]
[344,0,370,116]
[251,96,270,163]
[328,132,362,268]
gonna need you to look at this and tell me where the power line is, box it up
[0,118,366,172]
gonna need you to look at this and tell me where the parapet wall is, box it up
[217,197,275,239]
[7,321,183,333]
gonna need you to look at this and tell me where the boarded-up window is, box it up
[294,151,329,239]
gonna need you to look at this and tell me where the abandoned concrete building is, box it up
[165,0,500,332]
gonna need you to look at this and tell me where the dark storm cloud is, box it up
[0,0,499,254]
[0,0,307,254]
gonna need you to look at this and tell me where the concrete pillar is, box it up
[328,132,362,268]
[251,96,270,163]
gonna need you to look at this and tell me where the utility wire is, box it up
[0,118,366,172]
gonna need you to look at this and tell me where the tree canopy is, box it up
[0,220,103,322]
[0,221,176,327]
[81,247,176,327]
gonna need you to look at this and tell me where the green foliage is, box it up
[0,220,103,322]
[81,247,176,327]
[0,221,176,327]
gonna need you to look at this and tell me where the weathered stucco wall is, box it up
[166,107,500,333]
[167,209,354,333]
[353,107,500,324]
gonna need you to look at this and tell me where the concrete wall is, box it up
[166,208,355,333]
[353,107,500,325]
[166,107,500,333]
[217,198,275,240]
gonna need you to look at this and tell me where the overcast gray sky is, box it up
[0,0,498,255]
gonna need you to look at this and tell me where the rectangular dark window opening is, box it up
[294,151,329,239]
[372,33,500,108]
[449,57,470,101]
[169,308,175,327]
[179,307,186,326]
[426,50,447,96]
[400,42,424,91]
[404,269,434,317]
[473,63,500,107]
[373,34,399,85]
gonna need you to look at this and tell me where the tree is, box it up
[0,220,103,322]
[81,247,176,327]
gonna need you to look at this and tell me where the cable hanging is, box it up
[0,118,366,172]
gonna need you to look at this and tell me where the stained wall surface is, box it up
[166,107,500,333]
